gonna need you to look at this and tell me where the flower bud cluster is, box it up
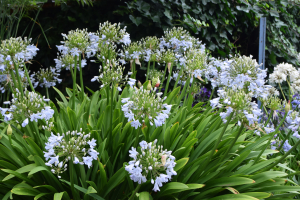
[59,28,90,54]
[0,90,54,127]
[97,21,131,45]
[121,86,171,129]
[125,140,176,192]
[91,60,128,91]
[142,36,160,62]
[32,67,62,88]
[44,130,99,178]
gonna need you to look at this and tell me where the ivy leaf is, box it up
[164,9,172,20]
[151,15,160,23]
[129,15,142,26]
[269,51,277,65]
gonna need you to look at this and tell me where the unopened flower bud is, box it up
[147,80,152,90]
[137,81,142,88]
[285,101,290,113]
[7,124,12,136]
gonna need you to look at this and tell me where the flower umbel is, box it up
[125,140,176,192]
[44,130,99,178]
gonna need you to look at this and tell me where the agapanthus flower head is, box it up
[33,67,62,88]
[60,28,90,53]
[160,27,204,55]
[172,69,193,86]
[142,36,159,51]
[54,53,87,71]
[44,130,99,178]
[273,62,299,82]
[97,21,130,45]
[91,59,127,91]
[0,89,54,127]
[95,42,118,63]
[119,41,143,62]
[121,86,171,128]
[264,95,283,111]
[161,49,176,64]
[291,79,300,95]
[0,37,38,63]
[211,88,262,126]
[125,140,176,192]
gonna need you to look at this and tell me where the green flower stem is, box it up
[129,184,141,200]
[132,61,136,79]
[106,85,110,107]
[218,123,244,165]
[72,55,78,108]
[287,79,293,99]
[45,87,50,105]
[146,61,151,81]
[134,128,141,148]
[253,111,288,164]
[164,62,173,96]
[266,137,300,171]
[173,64,183,90]
[152,61,155,70]
[23,65,35,92]
[183,77,195,107]
[69,159,79,200]
[8,81,16,99]
[277,130,293,153]
[159,63,169,93]
[200,112,234,174]
[11,59,24,98]
[264,110,273,126]
[206,88,215,109]
[110,84,114,136]
[177,77,191,105]
[79,54,84,100]
[278,83,287,102]
[9,68,19,95]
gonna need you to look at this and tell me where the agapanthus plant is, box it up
[121,86,171,129]
[125,140,176,192]
[44,130,99,178]
[0,89,54,127]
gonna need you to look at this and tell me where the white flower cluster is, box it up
[125,140,176,192]
[0,90,54,127]
[32,67,62,88]
[269,62,300,94]
[121,86,171,129]
[44,130,99,178]
[269,63,299,84]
